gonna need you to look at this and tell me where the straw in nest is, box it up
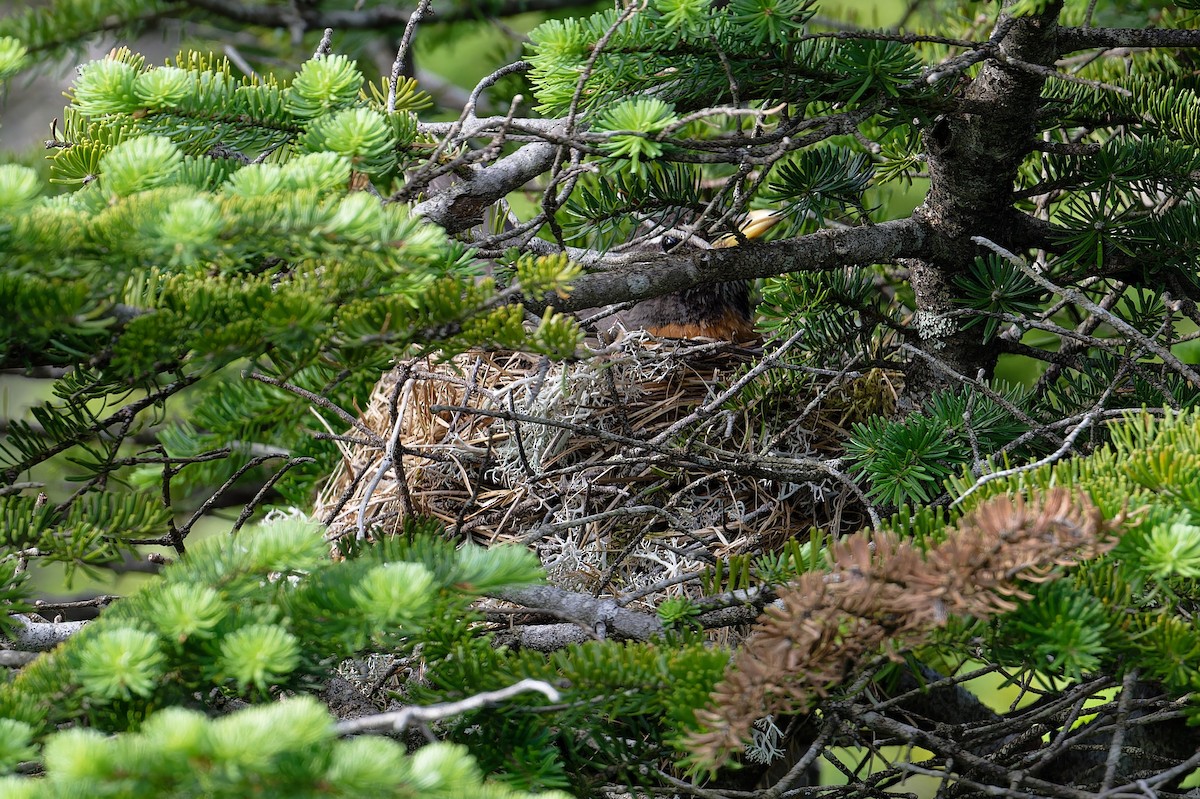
[316,333,864,606]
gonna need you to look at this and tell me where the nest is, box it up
[316,333,865,607]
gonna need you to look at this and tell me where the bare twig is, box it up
[312,27,334,58]
[386,0,430,113]
[1100,669,1138,793]
[334,678,560,735]
[230,457,317,535]
[950,401,1105,507]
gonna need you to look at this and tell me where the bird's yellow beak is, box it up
[710,209,783,249]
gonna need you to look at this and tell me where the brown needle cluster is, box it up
[689,488,1125,766]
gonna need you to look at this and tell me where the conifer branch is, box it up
[1058,27,1200,53]
[973,236,1200,388]
[690,489,1124,766]
[1,376,200,485]
[490,584,665,641]
[540,217,929,311]
[4,2,1200,794]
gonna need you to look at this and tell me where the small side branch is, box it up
[972,236,1200,387]
[491,584,664,641]
[334,678,560,735]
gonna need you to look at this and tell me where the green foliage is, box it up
[846,413,957,506]
[997,580,1112,681]
[702,535,827,594]
[898,410,1200,703]
[1035,83,1200,277]
[761,146,874,226]
[72,627,165,700]
[513,252,583,299]
[0,36,27,80]
[653,0,710,32]
[298,107,398,176]
[0,719,35,777]
[594,98,678,178]
[1007,0,1057,17]
[1053,189,1157,273]
[1043,348,1200,420]
[52,47,424,186]
[0,44,594,527]
[559,164,709,250]
[886,502,956,547]
[0,515,543,733]
[0,696,563,798]
[0,492,152,584]
[657,596,702,628]
[0,504,723,795]
[826,38,922,104]
[72,57,142,115]
[217,623,302,693]
[2,0,1200,794]
[845,384,1030,507]
[0,1,168,62]
[0,165,39,210]
[757,266,891,357]
[727,0,815,47]
[525,1,920,117]
[874,125,924,186]
[1141,519,1200,579]
[100,134,185,196]
[952,255,1046,342]
[0,272,108,368]
[417,634,731,794]
[284,54,363,118]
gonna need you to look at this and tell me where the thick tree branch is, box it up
[490,584,664,641]
[8,615,88,651]
[910,1,1063,389]
[1058,26,1200,53]
[542,217,928,311]
[411,140,563,233]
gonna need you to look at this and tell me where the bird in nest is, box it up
[591,209,783,342]
[315,206,847,586]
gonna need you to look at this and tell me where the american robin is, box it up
[610,210,782,342]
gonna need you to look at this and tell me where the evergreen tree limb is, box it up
[491,584,664,642]
[0,376,200,485]
[412,139,565,233]
[690,488,1122,768]
[973,235,1200,387]
[1058,27,1200,53]
[539,217,929,312]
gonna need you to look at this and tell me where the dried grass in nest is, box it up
[316,333,866,608]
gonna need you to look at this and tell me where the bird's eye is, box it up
[661,235,682,252]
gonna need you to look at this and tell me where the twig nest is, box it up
[315,332,860,605]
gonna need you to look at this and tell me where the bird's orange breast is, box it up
[644,308,758,342]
